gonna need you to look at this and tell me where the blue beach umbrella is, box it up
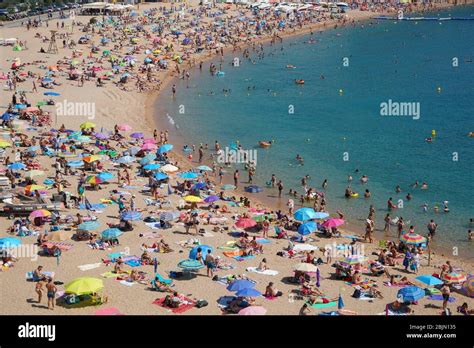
[97,172,115,181]
[189,245,213,260]
[298,221,317,235]
[179,172,199,180]
[177,259,204,271]
[294,208,318,221]
[116,155,135,164]
[154,172,168,181]
[121,211,142,221]
[7,162,26,170]
[397,286,425,302]
[192,182,207,190]
[227,279,255,292]
[158,144,173,154]
[44,92,60,96]
[0,237,22,249]
[415,275,444,287]
[245,185,262,193]
[78,221,100,231]
[67,160,84,167]
[143,163,161,170]
[236,288,262,297]
[101,228,123,240]
[2,112,13,120]
[204,195,219,203]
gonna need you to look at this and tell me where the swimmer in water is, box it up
[296,154,304,165]
[422,203,428,212]
[412,181,419,188]
[443,201,449,213]
[421,182,428,190]
[469,230,473,241]
[364,189,371,198]
[395,185,401,193]
[360,175,368,184]
[406,193,412,201]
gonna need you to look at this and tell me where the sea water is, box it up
[155,6,474,258]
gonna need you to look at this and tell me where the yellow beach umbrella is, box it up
[184,195,202,203]
[0,141,12,148]
[25,184,44,192]
[65,277,104,295]
[80,121,96,129]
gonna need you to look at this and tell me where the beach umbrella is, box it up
[184,195,202,203]
[158,144,173,154]
[101,228,123,240]
[161,164,178,173]
[195,165,212,172]
[25,184,44,193]
[47,230,70,242]
[192,182,207,190]
[83,155,102,163]
[397,286,425,302]
[235,218,257,229]
[343,255,367,265]
[415,275,443,287]
[1,112,13,121]
[236,288,262,297]
[338,294,345,310]
[294,263,318,273]
[442,273,467,284]
[130,132,144,139]
[0,237,22,249]
[85,175,104,185]
[462,276,474,297]
[94,132,110,140]
[400,233,426,245]
[29,209,51,220]
[0,141,11,148]
[65,277,104,295]
[159,211,180,221]
[245,185,262,193]
[298,221,317,235]
[221,184,236,191]
[189,245,213,260]
[24,170,45,179]
[121,211,142,221]
[143,138,156,144]
[252,214,271,223]
[313,212,330,219]
[44,92,60,96]
[154,172,168,180]
[238,306,267,315]
[293,208,318,221]
[177,259,204,271]
[67,160,84,167]
[143,163,161,170]
[141,143,157,151]
[78,220,100,231]
[7,162,26,170]
[322,218,345,228]
[227,279,255,292]
[179,172,199,180]
[116,156,135,164]
[117,124,132,131]
[204,195,219,203]
[80,122,96,129]
[97,172,115,181]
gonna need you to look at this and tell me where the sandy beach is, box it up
[0,1,472,317]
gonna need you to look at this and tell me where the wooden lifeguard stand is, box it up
[47,30,59,54]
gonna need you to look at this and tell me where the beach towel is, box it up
[308,301,338,309]
[383,281,414,287]
[428,295,456,302]
[256,238,270,244]
[145,222,161,230]
[122,185,140,190]
[229,232,242,237]
[217,263,236,270]
[101,271,130,278]
[264,295,278,300]
[42,241,73,251]
[125,260,142,267]
[140,232,163,239]
[378,310,408,316]
[233,255,256,262]
[155,273,172,285]
[78,263,102,271]
[79,203,106,210]
[107,252,126,259]
[152,297,195,314]
[340,234,361,240]
[218,246,239,251]
[246,267,279,276]
[223,249,242,257]
[119,280,136,287]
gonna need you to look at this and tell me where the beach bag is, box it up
[352,289,361,299]
[195,299,208,308]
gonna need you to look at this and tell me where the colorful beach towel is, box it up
[152,297,195,314]
[246,267,279,276]
[95,307,123,315]
[308,301,338,309]
[101,271,130,278]
[125,260,142,267]
[234,255,256,262]
[256,238,270,244]
[428,295,456,302]
[119,280,136,287]
[223,249,242,257]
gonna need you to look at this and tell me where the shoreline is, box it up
[145,6,473,264]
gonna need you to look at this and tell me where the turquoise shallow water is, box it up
[156,6,474,258]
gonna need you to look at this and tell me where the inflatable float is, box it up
[259,141,272,148]
[295,79,305,85]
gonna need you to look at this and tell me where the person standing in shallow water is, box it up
[171,84,176,98]
[234,170,239,188]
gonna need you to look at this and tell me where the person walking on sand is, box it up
[262,216,270,238]
[46,279,57,310]
[35,279,45,303]
[205,249,216,278]
[287,198,294,215]
[441,283,451,312]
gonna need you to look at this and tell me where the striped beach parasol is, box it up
[442,272,467,284]
[400,233,426,245]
